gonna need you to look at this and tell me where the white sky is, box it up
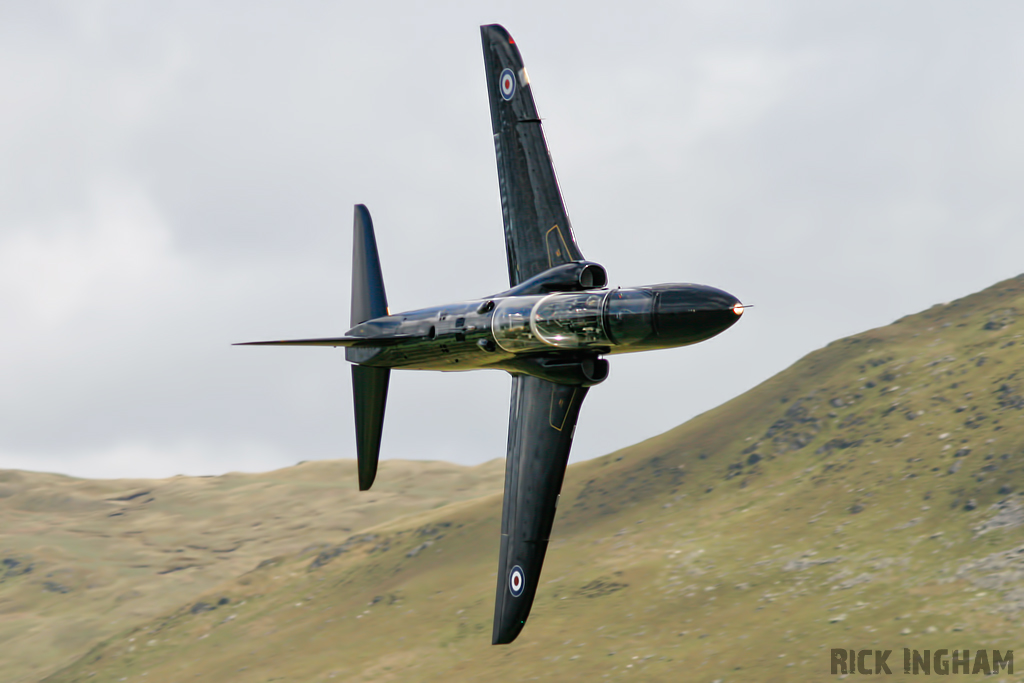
[2,1,1022,478]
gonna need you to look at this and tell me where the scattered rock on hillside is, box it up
[782,556,842,572]
[892,518,921,530]
[308,534,379,571]
[995,384,1024,410]
[1,556,33,580]
[190,602,215,615]
[958,544,1024,612]
[577,577,628,598]
[42,581,70,594]
[974,499,1024,537]
[406,541,433,558]
[833,573,873,590]
[764,398,821,454]
[416,523,451,538]
[982,309,1016,331]
[255,556,285,570]
[187,597,229,615]
[817,438,863,455]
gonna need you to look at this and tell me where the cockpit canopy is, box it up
[493,292,612,352]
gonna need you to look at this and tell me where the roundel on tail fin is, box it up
[509,565,525,596]
[499,68,516,100]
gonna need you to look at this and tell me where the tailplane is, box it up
[349,205,390,490]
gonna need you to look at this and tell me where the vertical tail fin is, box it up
[352,364,389,490]
[350,204,389,326]
[349,204,390,491]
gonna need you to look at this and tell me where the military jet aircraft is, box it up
[239,24,744,644]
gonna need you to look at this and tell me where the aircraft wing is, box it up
[492,374,589,644]
[481,24,585,287]
[233,335,416,347]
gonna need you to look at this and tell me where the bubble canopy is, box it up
[533,292,610,347]
[492,292,612,352]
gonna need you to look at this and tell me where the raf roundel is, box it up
[508,565,525,597]
[499,68,516,101]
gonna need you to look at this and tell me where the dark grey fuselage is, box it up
[347,282,742,381]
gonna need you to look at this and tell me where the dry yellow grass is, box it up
[0,459,504,682]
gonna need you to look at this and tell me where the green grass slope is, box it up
[0,459,504,682]
[42,274,1024,682]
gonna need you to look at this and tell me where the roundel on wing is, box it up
[499,68,516,101]
[509,565,525,597]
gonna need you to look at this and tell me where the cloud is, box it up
[1,2,1023,478]
[0,437,291,480]
[0,179,177,329]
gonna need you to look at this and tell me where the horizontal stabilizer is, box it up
[234,335,416,348]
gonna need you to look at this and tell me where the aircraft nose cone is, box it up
[652,284,743,345]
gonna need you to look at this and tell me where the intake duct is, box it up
[577,263,607,289]
[501,261,607,297]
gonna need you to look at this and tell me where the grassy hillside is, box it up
[0,459,505,682]
[34,274,1024,682]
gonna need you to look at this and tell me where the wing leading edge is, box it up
[481,24,585,287]
[233,335,416,347]
[493,374,589,644]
